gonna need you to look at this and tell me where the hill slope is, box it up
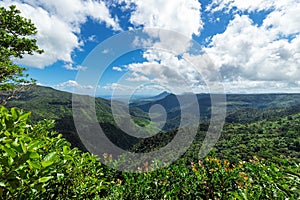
[4,86,143,150]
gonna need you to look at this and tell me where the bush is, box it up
[0,106,109,199]
[106,155,300,199]
[1,106,299,199]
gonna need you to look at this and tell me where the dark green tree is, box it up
[0,5,43,104]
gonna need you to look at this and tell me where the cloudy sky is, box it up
[1,0,300,95]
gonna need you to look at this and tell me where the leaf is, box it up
[43,152,57,163]
[20,141,27,153]
[41,160,54,168]
[0,137,12,143]
[57,173,64,181]
[10,107,18,120]
[2,146,16,158]
[38,176,53,183]
[11,141,23,154]
[63,146,69,155]
[18,112,31,122]
[27,160,41,169]
[29,152,40,159]
[27,140,42,152]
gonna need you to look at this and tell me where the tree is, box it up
[0,5,43,104]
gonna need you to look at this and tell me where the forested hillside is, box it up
[1,106,300,199]
[1,86,300,199]
[4,85,300,152]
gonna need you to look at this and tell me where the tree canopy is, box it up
[0,5,43,103]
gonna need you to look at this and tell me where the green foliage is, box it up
[0,5,43,103]
[193,156,300,199]
[105,155,299,199]
[214,113,300,164]
[0,106,109,199]
[5,85,153,151]
[2,86,300,198]
[0,105,299,199]
[132,110,300,165]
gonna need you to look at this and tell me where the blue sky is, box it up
[1,0,300,95]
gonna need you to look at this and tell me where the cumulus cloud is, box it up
[108,0,205,93]
[222,79,300,94]
[102,83,133,91]
[206,0,276,13]
[118,0,203,58]
[54,80,94,90]
[63,64,87,71]
[86,35,97,42]
[0,0,120,68]
[207,0,300,37]
[101,49,110,54]
[262,2,300,36]
[203,1,300,90]
[205,15,300,82]
[112,66,123,72]
[120,0,202,38]
[118,0,300,93]
[122,50,210,93]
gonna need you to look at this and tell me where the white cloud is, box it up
[112,66,123,72]
[207,0,300,37]
[102,83,133,91]
[204,9,300,84]
[120,0,203,55]
[123,51,207,93]
[114,0,300,93]
[262,2,300,36]
[120,0,202,38]
[101,49,110,54]
[206,0,276,13]
[87,35,97,42]
[126,76,150,82]
[122,0,300,93]
[222,79,300,94]
[54,80,94,90]
[63,63,87,71]
[108,0,206,94]
[0,0,120,68]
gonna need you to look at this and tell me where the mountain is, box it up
[130,106,300,164]
[132,93,300,114]
[4,85,146,151]
[4,86,300,153]
[130,92,300,130]
[136,91,171,102]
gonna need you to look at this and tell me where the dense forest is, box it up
[1,85,300,199]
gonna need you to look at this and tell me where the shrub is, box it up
[0,106,109,199]
[106,155,300,199]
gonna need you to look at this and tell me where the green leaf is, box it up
[29,152,40,159]
[27,160,41,169]
[43,152,57,163]
[63,146,69,155]
[38,176,54,183]
[18,112,31,122]
[20,141,27,153]
[41,160,54,168]
[2,146,16,158]
[57,173,64,181]
[10,108,18,120]
[27,140,42,152]
[0,137,12,143]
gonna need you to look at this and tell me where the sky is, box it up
[1,0,300,96]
